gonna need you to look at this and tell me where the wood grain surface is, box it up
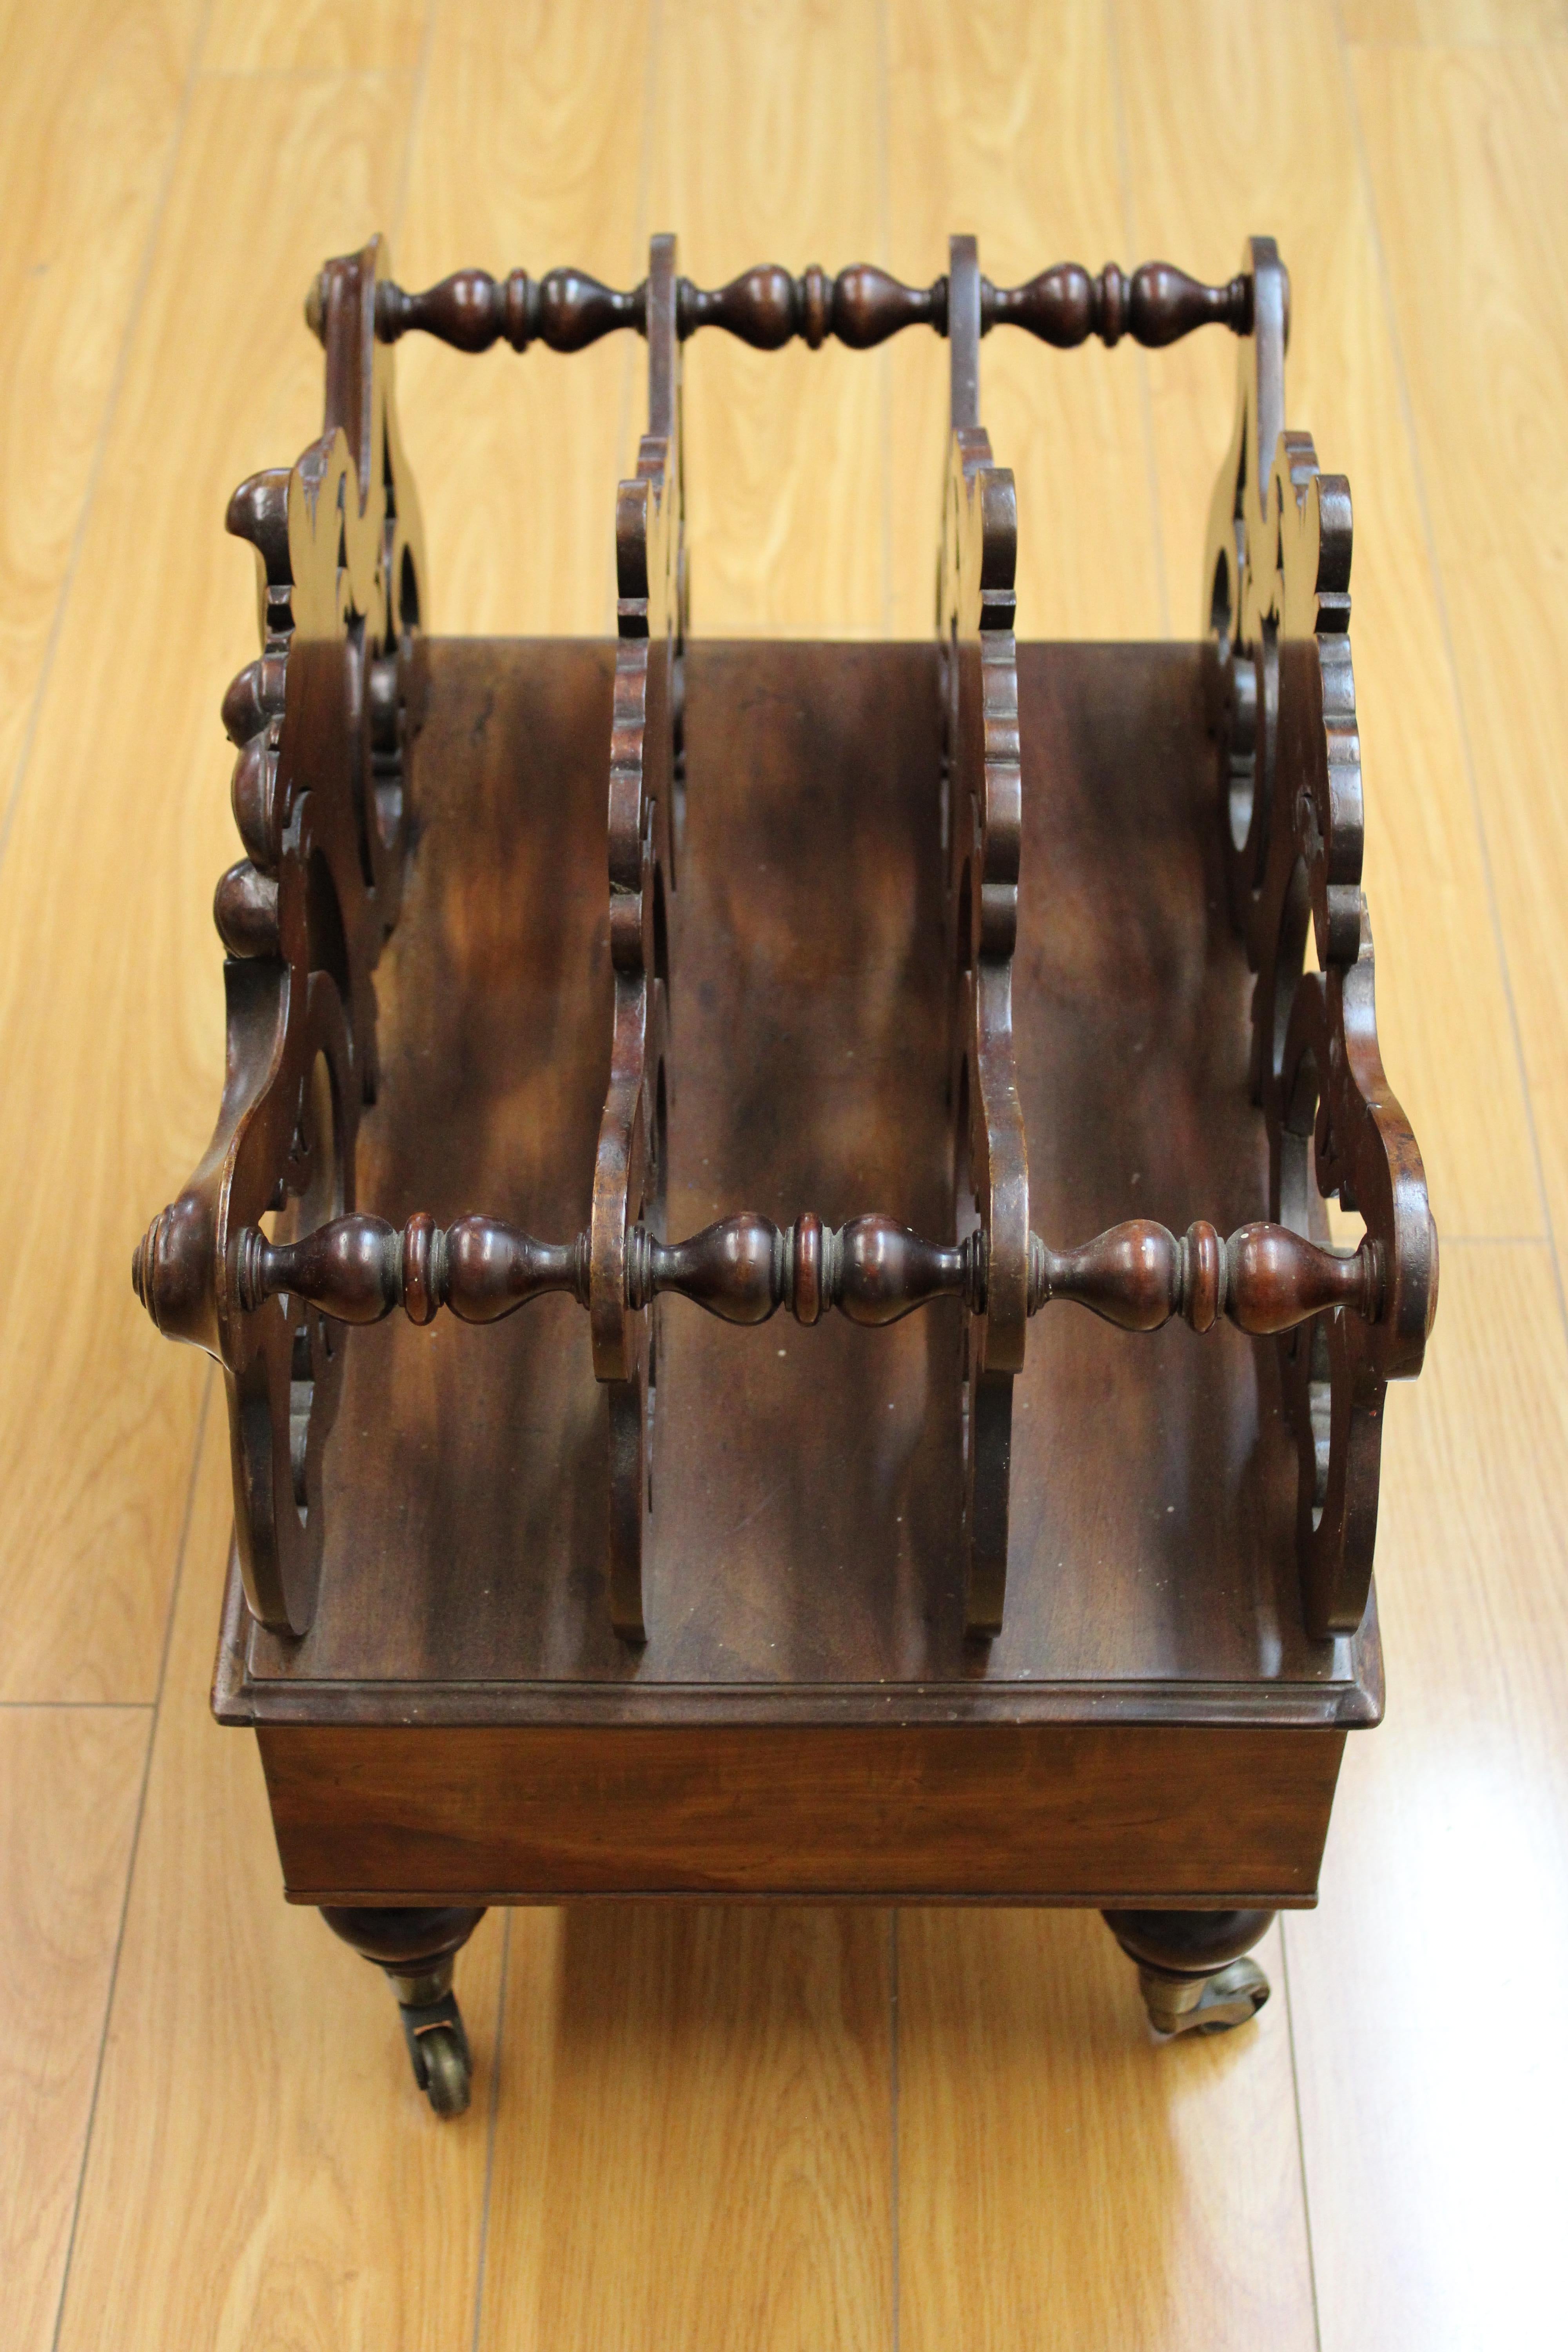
[223,639,1378,1719]
[886,0,1165,641]
[5,1,1566,2346]
[652,0,888,635]
[395,0,648,635]
[198,0,425,75]
[0,1705,148,2352]
[479,1906,893,2352]
[0,0,201,824]
[1115,0,1539,1245]
[1342,0,1568,38]
[54,1398,506,2352]
[898,1910,1316,2352]
[1352,40,1568,1256]
[258,1720,1345,1904]
[1286,1246,1568,2351]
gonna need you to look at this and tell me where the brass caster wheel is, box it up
[397,1988,473,2115]
[319,1905,485,2118]
[1102,1908,1274,2040]
[389,1965,474,2116]
[1138,1954,1270,2038]
[409,2014,473,2116]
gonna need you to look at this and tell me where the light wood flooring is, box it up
[2,1,1565,2344]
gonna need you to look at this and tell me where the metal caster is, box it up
[1134,1953,1270,2037]
[1102,1906,1274,2039]
[390,1961,474,2116]
[319,1904,485,2118]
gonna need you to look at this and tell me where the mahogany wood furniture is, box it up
[134,232,1434,2114]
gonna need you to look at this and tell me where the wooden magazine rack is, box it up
[134,231,1435,2114]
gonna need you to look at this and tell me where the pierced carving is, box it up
[1205,235,1436,1637]
[940,234,1027,1639]
[590,234,683,1642]
[132,235,425,1635]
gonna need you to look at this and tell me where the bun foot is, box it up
[1102,1907,1274,2038]
[1134,1952,1270,2036]
[321,1903,485,2115]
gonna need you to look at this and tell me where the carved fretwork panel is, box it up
[590,233,684,1641]
[938,236,1029,1638]
[134,237,425,1635]
[1205,235,1436,1637]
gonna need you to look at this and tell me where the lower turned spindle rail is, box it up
[154,1207,1383,1339]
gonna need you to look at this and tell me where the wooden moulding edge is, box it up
[278,1884,1327,1909]
[215,1673,1383,1732]
[212,1555,1385,1738]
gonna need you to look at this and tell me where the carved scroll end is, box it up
[214,861,280,959]
[227,467,294,640]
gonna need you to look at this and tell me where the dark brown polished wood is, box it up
[1101,1906,1276,2034]
[205,637,1385,1910]
[153,236,1428,1661]
[130,237,423,1639]
[130,224,1441,2100]
[263,1724,1342,1905]
[1205,235,1434,1637]
[1103,1908,1274,1975]
[216,638,1385,1712]
[318,1905,485,2115]
[591,230,681,1642]
[333,256,1253,355]
[223,1202,1381,1337]
[319,1904,484,1968]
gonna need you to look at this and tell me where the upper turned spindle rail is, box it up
[142,1208,1382,1339]
[310,258,1256,356]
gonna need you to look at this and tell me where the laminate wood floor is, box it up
[2,1,1562,2343]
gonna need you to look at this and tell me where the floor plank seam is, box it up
[469,1910,511,2352]
[47,1367,214,2352]
[889,1909,901,2352]
[0,1700,155,1712]
[1279,1920,1325,2352]
[1330,0,1568,1360]
[0,0,219,900]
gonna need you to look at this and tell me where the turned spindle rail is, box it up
[309,256,1256,356]
[131,1207,1383,1341]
